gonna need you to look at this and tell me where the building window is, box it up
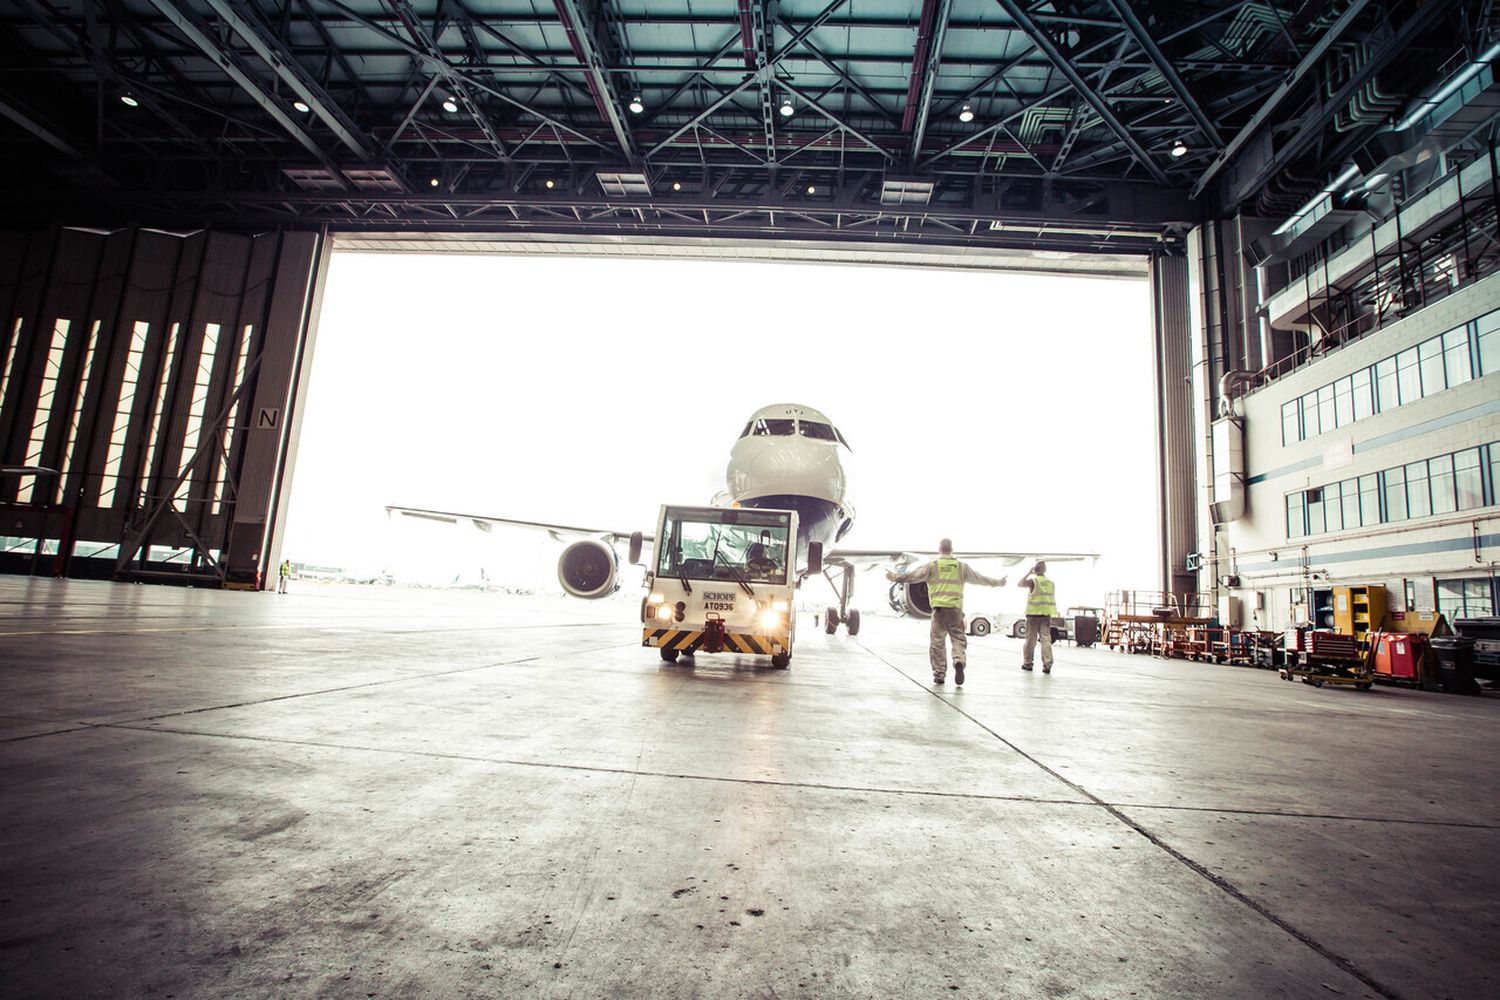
[1429,453,1456,515]
[1443,326,1472,386]
[1437,577,1496,619]
[1317,384,1336,433]
[1333,375,1354,427]
[56,320,102,505]
[1479,309,1500,376]
[1395,347,1422,404]
[1351,368,1374,421]
[1287,492,1306,539]
[1301,389,1321,436]
[1405,461,1431,519]
[23,319,71,503]
[1282,399,1301,445]
[100,321,151,507]
[1384,467,1407,522]
[1359,474,1381,525]
[139,322,181,500]
[1374,356,1397,412]
[1418,335,1447,395]
[175,323,220,507]
[1455,448,1483,510]
[0,317,22,412]
[1306,486,1327,534]
[1340,477,1361,528]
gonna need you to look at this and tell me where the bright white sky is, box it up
[283,252,1158,609]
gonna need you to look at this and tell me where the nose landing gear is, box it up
[821,564,861,636]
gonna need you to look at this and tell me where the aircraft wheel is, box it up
[971,617,991,637]
[825,612,838,635]
[771,653,791,669]
[846,609,861,636]
[660,647,678,662]
[1012,621,1027,638]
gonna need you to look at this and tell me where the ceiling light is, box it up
[806,185,816,194]
[545,179,555,189]
[779,98,793,117]
[441,96,459,114]
[429,177,440,188]
[292,100,311,114]
[628,96,644,114]
[1171,141,1188,158]
[119,92,139,108]
[672,181,681,191]
[958,105,974,123]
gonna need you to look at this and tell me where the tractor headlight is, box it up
[656,605,673,621]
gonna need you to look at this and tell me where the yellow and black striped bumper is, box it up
[643,628,786,656]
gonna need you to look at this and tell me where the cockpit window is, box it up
[797,421,838,442]
[748,418,795,436]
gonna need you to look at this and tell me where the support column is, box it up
[1151,251,1199,598]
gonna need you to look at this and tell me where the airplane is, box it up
[387,403,1096,634]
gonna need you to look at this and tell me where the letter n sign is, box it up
[257,408,280,430]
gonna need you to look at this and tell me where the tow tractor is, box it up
[641,504,818,670]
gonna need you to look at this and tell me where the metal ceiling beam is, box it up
[991,0,1169,186]
[1101,0,1222,150]
[0,96,88,158]
[773,16,900,129]
[906,0,954,169]
[778,80,895,161]
[1221,1,1451,208]
[202,0,377,162]
[385,0,509,162]
[551,0,637,161]
[145,0,342,171]
[1190,0,1373,198]
[741,0,777,164]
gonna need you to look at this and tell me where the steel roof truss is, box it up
[551,0,637,161]
[1101,0,1223,150]
[907,0,954,170]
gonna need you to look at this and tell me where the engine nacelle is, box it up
[558,539,619,599]
[888,581,932,619]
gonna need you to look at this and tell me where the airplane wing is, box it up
[826,548,1099,570]
[384,505,653,545]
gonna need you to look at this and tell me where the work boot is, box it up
[933,674,945,685]
[1043,664,1052,674]
[1021,663,1034,671]
[954,662,965,686]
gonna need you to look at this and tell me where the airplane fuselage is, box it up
[722,403,855,574]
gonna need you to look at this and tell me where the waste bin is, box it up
[1430,636,1480,696]
[1074,614,1099,648]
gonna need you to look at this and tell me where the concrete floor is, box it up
[1,578,1496,1000]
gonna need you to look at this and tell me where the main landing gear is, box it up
[821,563,861,636]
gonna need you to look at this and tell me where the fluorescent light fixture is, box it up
[596,171,651,196]
[441,96,459,114]
[1394,41,1500,131]
[119,92,139,108]
[292,100,311,114]
[628,96,644,114]
[880,177,934,206]
[1171,141,1187,157]
[958,105,974,123]
[779,98,793,117]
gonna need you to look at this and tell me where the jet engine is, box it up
[558,539,619,599]
[888,581,932,619]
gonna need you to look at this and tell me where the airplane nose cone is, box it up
[730,438,845,506]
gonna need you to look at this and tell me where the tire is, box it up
[659,647,678,662]
[1012,620,1026,638]
[825,614,838,635]
[846,609,861,636]
[971,617,991,637]
[771,653,790,669]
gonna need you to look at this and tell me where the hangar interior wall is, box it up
[0,227,328,588]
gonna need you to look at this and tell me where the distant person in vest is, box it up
[1019,562,1057,673]
[278,559,291,594]
[886,539,1007,687]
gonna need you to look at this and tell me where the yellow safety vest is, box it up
[929,558,963,609]
[1026,575,1057,616]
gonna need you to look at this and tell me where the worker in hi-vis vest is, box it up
[1018,561,1057,673]
[886,539,1007,686]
